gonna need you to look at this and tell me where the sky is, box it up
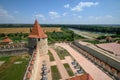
[0,0,120,24]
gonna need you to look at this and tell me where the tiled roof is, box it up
[69,73,93,80]
[26,72,31,79]
[28,20,47,38]
[2,36,12,43]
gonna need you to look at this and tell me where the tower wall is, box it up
[37,38,48,55]
[28,38,37,48]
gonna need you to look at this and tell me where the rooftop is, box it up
[2,36,12,43]
[97,42,120,56]
[28,20,47,38]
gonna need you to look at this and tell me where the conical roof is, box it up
[28,20,47,38]
[2,36,12,43]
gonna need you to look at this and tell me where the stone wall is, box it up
[0,48,28,56]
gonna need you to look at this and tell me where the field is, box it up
[0,27,62,34]
[0,54,30,80]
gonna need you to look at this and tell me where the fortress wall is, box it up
[72,41,120,71]
[0,48,28,56]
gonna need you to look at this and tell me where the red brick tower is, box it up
[28,20,48,55]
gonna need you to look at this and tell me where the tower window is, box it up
[38,38,40,41]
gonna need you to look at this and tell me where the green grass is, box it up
[0,55,30,80]
[63,63,74,76]
[55,47,70,60]
[0,56,11,61]
[48,50,55,61]
[51,65,61,80]
[83,39,101,44]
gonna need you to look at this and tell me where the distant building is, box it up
[28,20,48,55]
[106,36,113,42]
[1,36,13,44]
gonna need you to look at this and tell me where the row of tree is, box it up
[68,25,120,34]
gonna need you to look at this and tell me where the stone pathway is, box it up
[49,48,69,80]
[56,43,112,80]
[35,55,52,80]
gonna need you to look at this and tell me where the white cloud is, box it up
[34,14,46,20]
[62,12,67,16]
[64,4,70,8]
[0,7,14,23]
[88,15,113,20]
[49,11,60,19]
[78,16,82,18]
[71,2,99,11]
[105,15,113,18]
[88,16,101,20]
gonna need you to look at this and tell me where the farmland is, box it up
[0,27,62,34]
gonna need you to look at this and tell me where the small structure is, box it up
[1,36,13,44]
[106,36,113,42]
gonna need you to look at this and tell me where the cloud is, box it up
[88,15,113,20]
[64,4,70,8]
[78,16,82,18]
[34,14,46,20]
[88,16,101,20]
[62,12,67,16]
[71,2,99,11]
[105,15,113,18]
[87,15,115,24]
[0,7,14,23]
[49,11,60,19]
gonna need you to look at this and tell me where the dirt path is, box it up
[49,48,69,80]
[56,43,112,80]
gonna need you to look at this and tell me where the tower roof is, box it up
[2,36,13,43]
[28,20,47,38]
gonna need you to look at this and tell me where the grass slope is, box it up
[0,55,29,80]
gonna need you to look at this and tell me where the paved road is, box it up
[69,28,94,39]
[56,43,112,80]
[49,48,69,79]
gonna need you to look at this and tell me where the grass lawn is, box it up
[0,54,30,80]
[51,65,61,80]
[55,47,70,60]
[63,63,74,76]
[0,56,11,61]
[48,50,55,61]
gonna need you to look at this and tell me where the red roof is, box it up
[26,72,31,79]
[69,73,93,80]
[2,36,12,43]
[28,20,47,38]
[29,65,33,71]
